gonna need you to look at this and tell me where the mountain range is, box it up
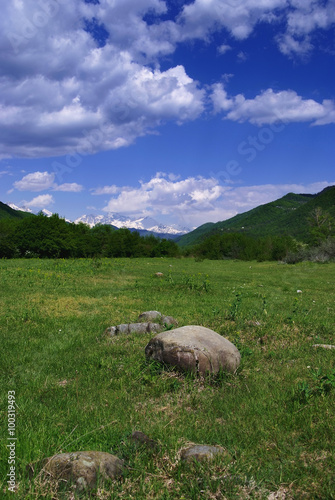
[3,185,335,245]
[4,204,191,239]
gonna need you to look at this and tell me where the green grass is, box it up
[1,258,335,499]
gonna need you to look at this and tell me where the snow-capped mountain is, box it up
[8,203,69,221]
[8,203,33,214]
[75,213,191,235]
[7,203,191,236]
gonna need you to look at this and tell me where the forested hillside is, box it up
[0,201,33,221]
[0,213,179,259]
[177,186,335,247]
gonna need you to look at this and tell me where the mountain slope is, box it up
[177,187,335,247]
[0,202,34,220]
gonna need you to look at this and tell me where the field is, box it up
[1,257,334,499]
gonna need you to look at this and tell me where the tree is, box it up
[308,207,334,244]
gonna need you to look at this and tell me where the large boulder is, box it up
[41,451,123,491]
[145,325,241,374]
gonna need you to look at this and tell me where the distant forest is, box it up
[0,212,298,261]
[0,213,180,259]
[0,209,334,261]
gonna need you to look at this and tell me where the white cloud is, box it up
[13,171,55,191]
[25,194,55,208]
[0,0,334,159]
[100,172,225,226]
[276,33,313,58]
[0,1,204,159]
[93,173,335,227]
[211,85,335,125]
[91,185,120,195]
[53,183,84,192]
[12,170,85,193]
[0,170,12,177]
[217,44,232,55]
[216,181,335,216]
[175,0,335,57]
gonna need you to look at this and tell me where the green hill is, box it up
[0,202,34,220]
[177,186,335,247]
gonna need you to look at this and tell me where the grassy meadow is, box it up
[1,257,334,499]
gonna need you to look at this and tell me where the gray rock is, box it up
[130,431,159,450]
[138,311,162,322]
[41,451,123,491]
[312,344,335,350]
[105,326,117,336]
[128,323,151,334]
[180,445,228,463]
[149,323,164,333]
[161,315,178,327]
[145,325,241,374]
[117,324,131,334]
[105,322,164,337]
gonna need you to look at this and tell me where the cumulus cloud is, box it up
[53,183,84,192]
[211,85,335,125]
[13,170,84,193]
[0,0,204,159]
[0,0,334,159]
[99,172,225,226]
[93,174,335,227]
[175,0,335,57]
[14,171,56,191]
[24,194,55,209]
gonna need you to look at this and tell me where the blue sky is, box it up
[0,0,334,229]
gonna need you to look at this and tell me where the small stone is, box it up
[161,315,178,327]
[138,311,162,322]
[127,323,151,334]
[312,344,335,350]
[180,445,228,463]
[104,326,117,336]
[130,431,159,450]
[117,324,130,334]
[148,323,164,333]
[105,322,165,336]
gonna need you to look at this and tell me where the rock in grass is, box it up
[130,431,159,450]
[41,451,123,491]
[180,445,228,463]
[105,322,162,336]
[138,311,162,322]
[161,315,178,327]
[139,311,178,327]
[104,311,178,337]
[145,325,241,375]
[312,344,335,350]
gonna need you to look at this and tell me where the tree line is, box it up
[0,213,180,259]
[1,207,333,261]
